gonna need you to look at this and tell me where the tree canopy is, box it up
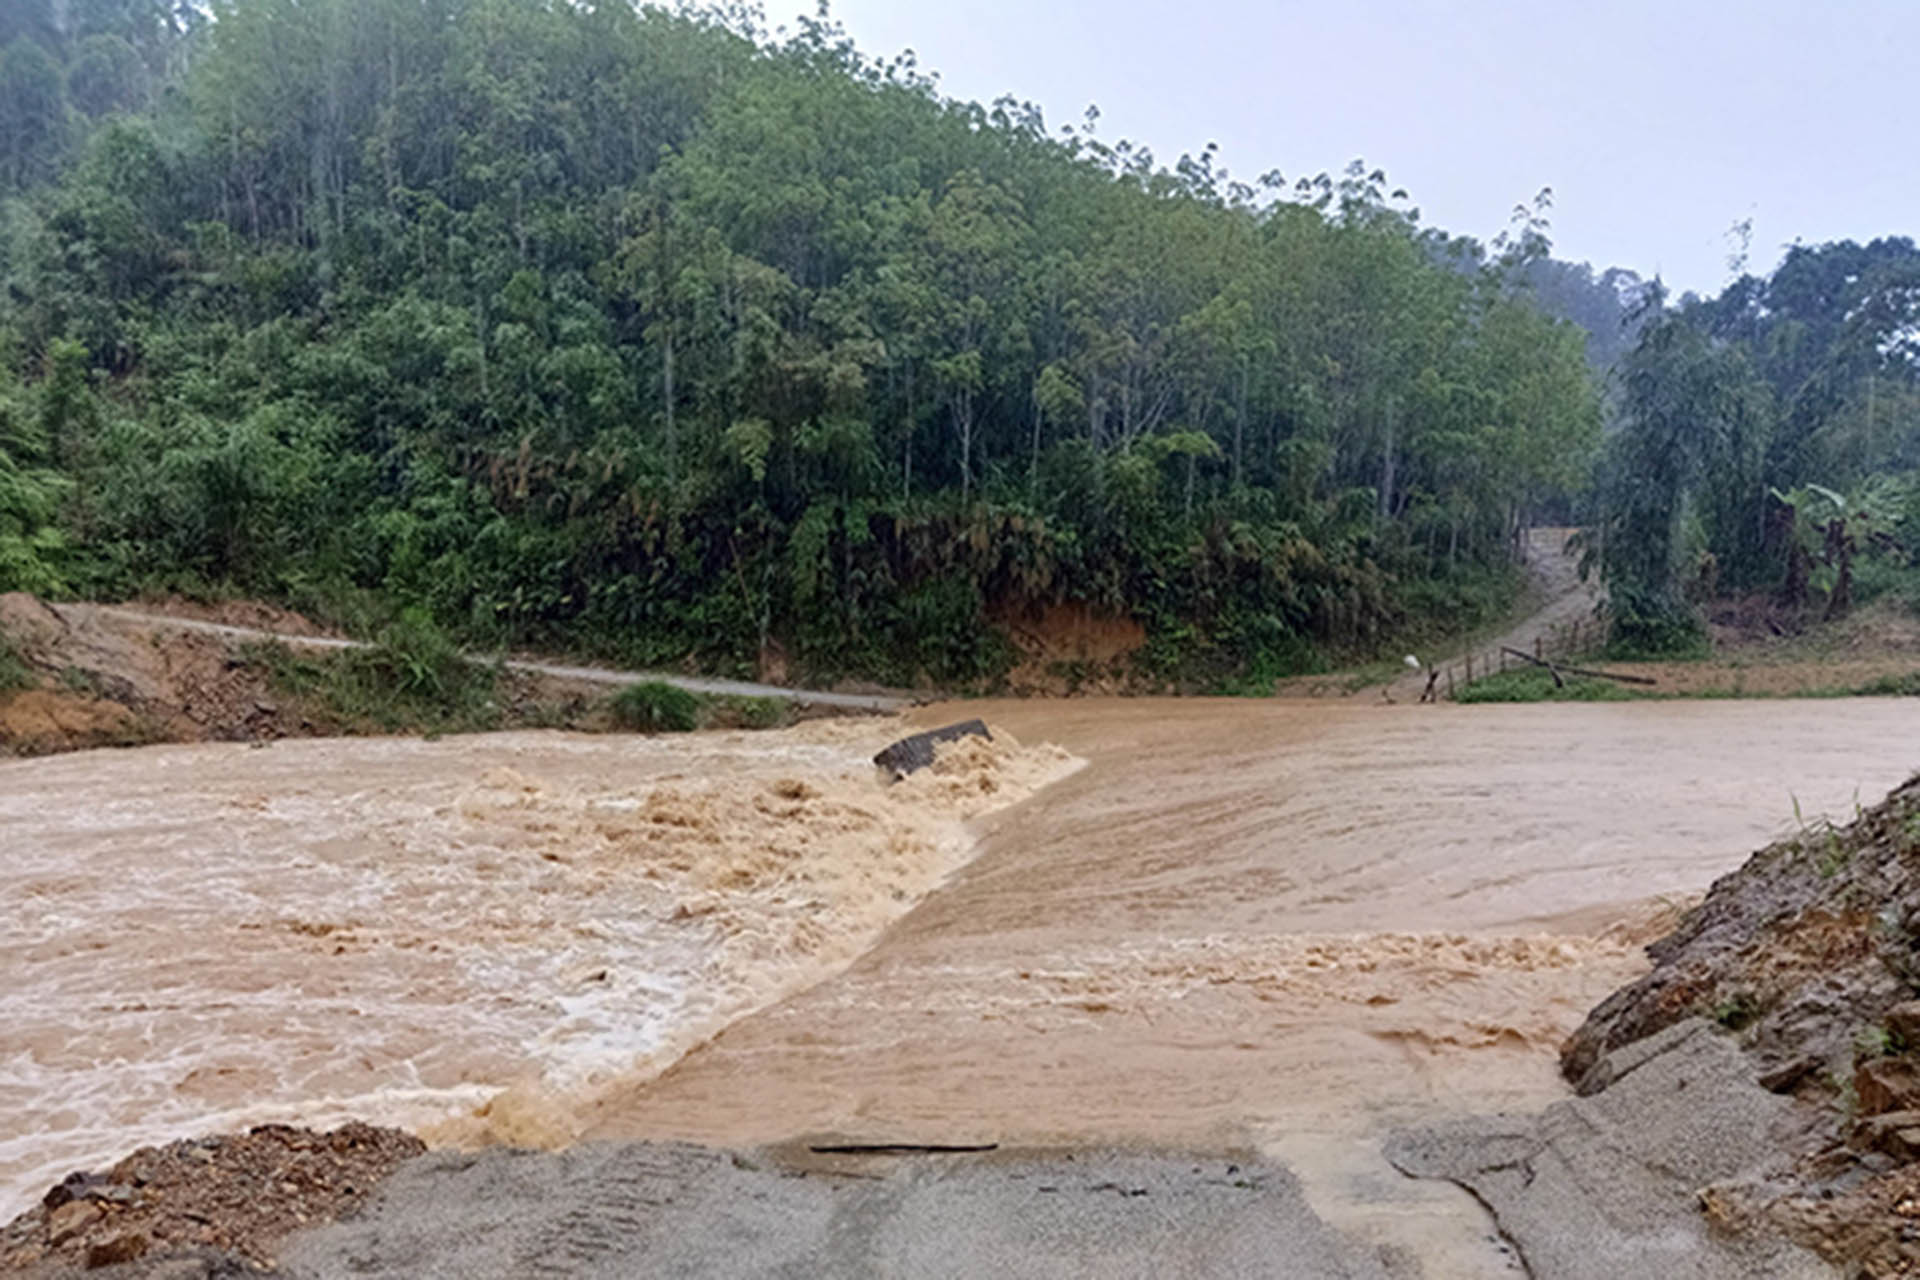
[0,0,1605,687]
[1588,237,1920,651]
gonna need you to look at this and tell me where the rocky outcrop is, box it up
[1387,1020,1831,1278]
[1563,776,1920,1097]
[1543,774,1920,1277]
[1392,776,1920,1278]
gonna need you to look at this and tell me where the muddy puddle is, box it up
[3,697,1915,1274]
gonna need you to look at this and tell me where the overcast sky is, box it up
[758,1,1911,295]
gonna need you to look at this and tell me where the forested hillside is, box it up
[1588,238,1920,654]
[0,0,1603,688]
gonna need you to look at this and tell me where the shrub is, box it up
[1454,667,1638,703]
[0,630,29,692]
[711,695,788,729]
[610,681,702,733]
[361,607,467,699]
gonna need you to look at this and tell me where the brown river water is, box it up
[4,698,1917,1273]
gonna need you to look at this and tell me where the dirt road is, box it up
[1388,527,1599,700]
[70,605,908,712]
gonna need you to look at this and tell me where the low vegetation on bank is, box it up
[1454,591,1920,703]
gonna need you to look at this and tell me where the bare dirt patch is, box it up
[1625,598,1920,697]
[0,689,143,754]
[991,600,1145,695]
[0,595,688,757]
[0,594,299,754]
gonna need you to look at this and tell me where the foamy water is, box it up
[0,721,1079,1220]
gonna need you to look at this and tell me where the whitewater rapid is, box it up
[0,721,1079,1221]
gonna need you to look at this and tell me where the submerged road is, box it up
[585,696,1920,1275]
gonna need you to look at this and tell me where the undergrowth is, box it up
[609,681,701,733]
[1456,666,1920,703]
[1453,668,1641,703]
[607,683,791,732]
[245,612,503,735]
[0,630,30,692]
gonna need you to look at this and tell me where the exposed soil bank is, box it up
[1382,775,1920,1278]
[1555,775,1920,1276]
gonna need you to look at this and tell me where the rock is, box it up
[1758,1055,1823,1094]
[1887,1001,1920,1050]
[1856,1057,1920,1116]
[872,719,990,780]
[1852,1111,1920,1160]
[46,1198,103,1246]
[1388,1020,1827,1279]
[1563,776,1920,1099]
[44,1170,100,1208]
[85,1232,148,1267]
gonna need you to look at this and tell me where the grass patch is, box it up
[609,681,702,733]
[1453,668,1643,703]
[607,682,795,733]
[706,694,792,730]
[1826,672,1920,698]
[1457,664,1920,703]
[247,610,503,735]
[1712,992,1761,1032]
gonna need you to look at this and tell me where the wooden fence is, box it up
[1423,614,1609,702]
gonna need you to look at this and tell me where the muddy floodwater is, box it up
[4,699,1917,1273]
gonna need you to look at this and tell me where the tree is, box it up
[0,37,67,190]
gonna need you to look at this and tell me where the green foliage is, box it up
[0,627,30,691]
[1454,667,1638,703]
[249,613,500,733]
[1596,237,1920,637]
[609,680,702,733]
[0,0,1609,688]
[1602,588,1709,661]
[708,695,789,730]
[1856,1023,1896,1061]
[1846,672,1920,698]
[359,609,472,702]
[0,365,66,593]
[1711,992,1760,1032]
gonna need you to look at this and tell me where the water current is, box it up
[3,698,1915,1274]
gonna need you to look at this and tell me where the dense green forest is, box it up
[0,0,1615,688]
[1589,237,1920,654]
